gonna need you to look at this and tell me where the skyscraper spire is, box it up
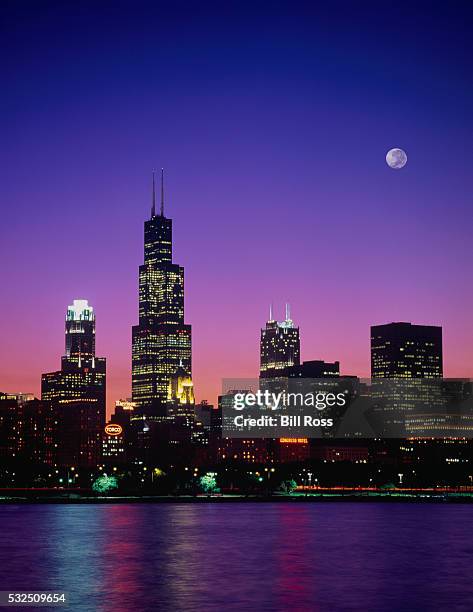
[151,172,156,217]
[285,303,291,321]
[160,168,164,216]
[269,303,274,322]
[133,172,192,409]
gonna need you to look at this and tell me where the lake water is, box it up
[0,502,472,611]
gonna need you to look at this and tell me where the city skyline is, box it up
[0,183,471,415]
[2,2,473,413]
[3,4,473,610]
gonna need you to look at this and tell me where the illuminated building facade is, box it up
[65,299,95,357]
[166,365,207,446]
[102,399,139,464]
[167,363,195,408]
[167,364,195,430]
[215,437,274,464]
[277,438,310,463]
[17,397,55,465]
[216,391,273,464]
[260,304,300,378]
[102,422,126,465]
[0,393,18,459]
[132,171,192,412]
[370,323,443,436]
[0,393,55,466]
[371,322,443,378]
[41,299,106,467]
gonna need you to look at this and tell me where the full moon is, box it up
[386,148,407,169]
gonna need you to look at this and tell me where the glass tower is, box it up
[132,171,192,411]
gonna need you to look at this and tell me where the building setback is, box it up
[260,304,300,378]
[132,171,192,413]
[41,299,106,467]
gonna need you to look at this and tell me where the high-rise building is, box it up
[0,393,56,468]
[371,322,443,378]
[41,299,106,467]
[0,392,18,460]
[260,304,300,378]
[132,171,192,412]
[370,322,443,437]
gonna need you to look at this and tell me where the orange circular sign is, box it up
[105,423,123,436]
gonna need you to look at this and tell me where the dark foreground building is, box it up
[42,300,106,467]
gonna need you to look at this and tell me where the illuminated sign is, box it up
[279,437,308,444]
[105,423,123,436]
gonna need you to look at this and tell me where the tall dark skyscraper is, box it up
[371,322,443,378]
[132,171,192,411]
[260,304,300,378]
[42,299,106,467]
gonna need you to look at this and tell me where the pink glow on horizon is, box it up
[2,2,473,417]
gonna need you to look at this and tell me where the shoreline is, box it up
[1,492,473,504]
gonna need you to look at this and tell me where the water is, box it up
[0,502,472,611]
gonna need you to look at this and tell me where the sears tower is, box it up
[132,170,192,411]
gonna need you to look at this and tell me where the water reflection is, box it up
[1,503,473,611]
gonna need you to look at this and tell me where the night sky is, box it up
[2,0,473,414]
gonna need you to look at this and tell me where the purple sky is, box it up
[2,1,473,415]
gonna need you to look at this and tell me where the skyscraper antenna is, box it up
[160,168,164,216]
[151,172,156,217]
[269,303,274,322]
[285,303,291,321]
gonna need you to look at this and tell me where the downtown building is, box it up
[259,306,349,457]
[370,323,473,438]
[370,322,444,437]
[371,322,443,378]
[42,299,106,468]
[260,304,300,379]
[131,171,192,415]
[259,305,339,388]
[258,306,341,462]
[258,305,302,459]
[102,399,136,466]
[0,392,56,484]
